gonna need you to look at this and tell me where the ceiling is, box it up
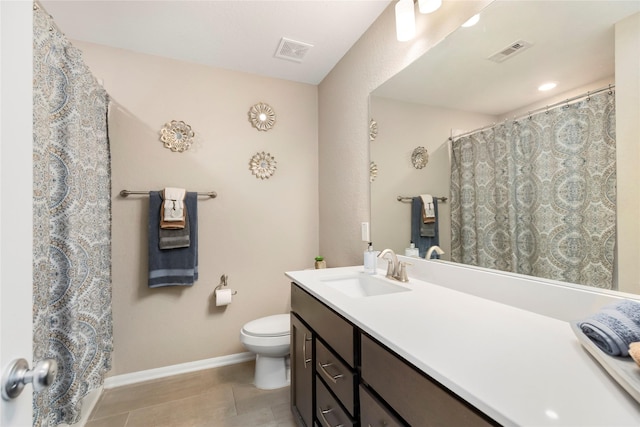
[373,1,640,116]
[40,0,392,85]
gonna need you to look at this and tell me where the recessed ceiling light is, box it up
[461,14,480,28]
[538,82,558,91]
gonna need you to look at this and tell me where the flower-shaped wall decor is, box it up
[249,151,277,179]
[369,119,378,141]
[248,102,276,131]
[160,120,195,152]
[411,146,429,169]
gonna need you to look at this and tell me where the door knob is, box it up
[2,358,58,400]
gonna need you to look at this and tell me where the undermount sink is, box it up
[320,273,411,298]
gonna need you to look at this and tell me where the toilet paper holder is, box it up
[215,274,238,295]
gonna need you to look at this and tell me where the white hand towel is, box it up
[163,187,186,222]
[420,194,435,223]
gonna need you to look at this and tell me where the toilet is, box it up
[240,314,291,390]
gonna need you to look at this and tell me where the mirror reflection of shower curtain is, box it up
[450,91,616,289]
[33,5,113,426]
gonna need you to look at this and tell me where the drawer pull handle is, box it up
[319,406,344,427]
[303,333,312,368]
[318,362,344,383]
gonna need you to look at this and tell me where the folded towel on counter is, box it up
[411,197,439,258]
[578,300,640,357]
[159,205,190,249]
[161,187,186,225]
[148,191,198,288]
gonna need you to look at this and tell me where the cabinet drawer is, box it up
[316,376,355,427]
[359,385,405,427]
[361,335,496,427]
[291,284,355,367]
[316,339,355,416]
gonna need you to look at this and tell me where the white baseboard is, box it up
[103,352,255,389]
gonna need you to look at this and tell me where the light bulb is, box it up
[395,0,416,42]
[418,0,442,14]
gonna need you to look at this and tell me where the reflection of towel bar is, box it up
[120,189,217,198]
[397,196,447,203]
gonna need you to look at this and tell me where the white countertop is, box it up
[286,263,640,427]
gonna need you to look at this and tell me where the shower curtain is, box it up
[450,90,616,289]
[33,4,112,426]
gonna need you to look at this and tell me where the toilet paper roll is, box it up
[215,288,233,306]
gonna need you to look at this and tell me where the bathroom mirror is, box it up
[370,1,640,293]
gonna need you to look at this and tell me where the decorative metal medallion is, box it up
[369,119,378,141]
[249,151,277,179]
[160,120,195,152]
[411,146,429,169]
[248,102,276,131]
[370,161,378,182]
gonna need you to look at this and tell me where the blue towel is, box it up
[578,300,640,357]
[411,197,439,258]
[148,191,198,288]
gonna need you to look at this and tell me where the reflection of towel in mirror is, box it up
[412,197,439,258]
[148,191,198,288]
[578,300,640,357]
[420,194,436,224]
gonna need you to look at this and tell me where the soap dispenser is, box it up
[364,242,377,274]
[405,241,420,258]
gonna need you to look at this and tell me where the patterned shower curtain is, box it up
[450,91,616,289]
[33,4,112,426]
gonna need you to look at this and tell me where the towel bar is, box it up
[397,196,447,203]
[120,190,217,198]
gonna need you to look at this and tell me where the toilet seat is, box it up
[241,314,289,337]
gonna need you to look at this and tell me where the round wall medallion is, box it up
[369,119,378,141]
[248,102,276,131]
[249,151,277,179]
[411,146,429,169]
[370,161,378,182]
[160,120,195,152]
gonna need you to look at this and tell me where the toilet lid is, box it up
[242,314,290,337]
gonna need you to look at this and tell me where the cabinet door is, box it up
[291,313,314,427]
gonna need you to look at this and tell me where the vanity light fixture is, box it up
[395,0,416,42]
[538,82,558,91]
[396,0,443,42]
[418,0,442,14]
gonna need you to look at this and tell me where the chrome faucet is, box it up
[425,245,445,260]
[377,249,410,282]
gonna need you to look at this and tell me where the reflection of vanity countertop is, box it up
[286,260,640,426]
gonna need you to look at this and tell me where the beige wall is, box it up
[615,12,640,294]
[370,96,495,258]
[318,1,491,266]
[74,41,318,376]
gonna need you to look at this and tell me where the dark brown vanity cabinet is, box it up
[291,314,314,427]
[291,283,497,427]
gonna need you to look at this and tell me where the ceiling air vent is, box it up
[487,40,533,63]
[274,37,313,63]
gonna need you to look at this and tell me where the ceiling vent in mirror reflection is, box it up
[274,37,314,63]
[487,40,533,63]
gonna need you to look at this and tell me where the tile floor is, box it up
[85,361,297,427]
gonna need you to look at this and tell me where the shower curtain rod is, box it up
[397,196,448,203]
[449,84,615,142]
[119,190,217,198]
